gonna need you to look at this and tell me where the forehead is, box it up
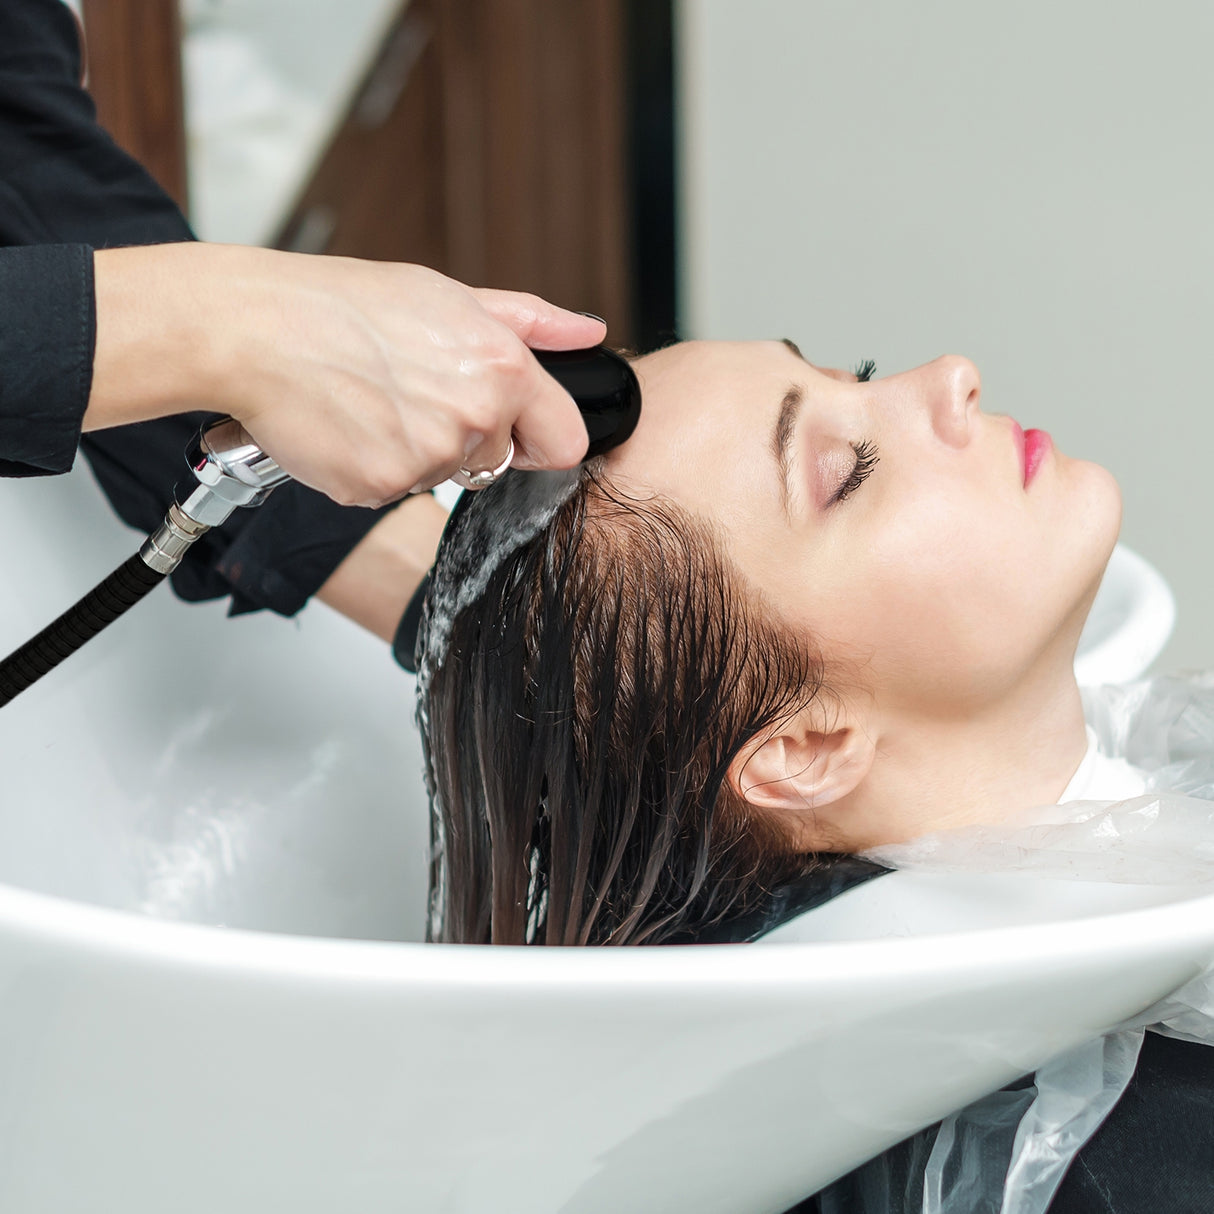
[629,338,792,406]
[604,340,795,506]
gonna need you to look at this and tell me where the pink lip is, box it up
[1010,421,1051,487]
[1023,429,1052,486]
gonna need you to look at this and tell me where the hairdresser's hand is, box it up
[85,243,605,507]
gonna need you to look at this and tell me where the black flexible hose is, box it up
[0,553,164,709]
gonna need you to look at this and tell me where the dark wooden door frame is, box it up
[81,0,188,212]
[78,0,676,350]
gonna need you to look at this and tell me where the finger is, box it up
[509,372,589,471]
[400,464,460,498]
[451,428,516,490]
[469,288,607,351]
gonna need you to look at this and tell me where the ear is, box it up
[727,708,876,820]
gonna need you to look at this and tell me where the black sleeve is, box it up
[83,413,388,617]
[0,0,392,616]
[0,241,93,476]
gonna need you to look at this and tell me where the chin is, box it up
[1086,459,1122,552]
[1071,459,1123,600]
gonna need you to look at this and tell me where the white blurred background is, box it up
[179,0,401,246]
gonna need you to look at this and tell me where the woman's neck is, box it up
[841,661,1090,850]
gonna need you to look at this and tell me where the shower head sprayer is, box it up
[532,345,641,457]
[183,418,292,522]
[139,419,293,577]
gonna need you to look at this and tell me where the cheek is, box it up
[807,489,1071,706]
[744,460,1119,713]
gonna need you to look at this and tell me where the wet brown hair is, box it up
[420,466,836,945]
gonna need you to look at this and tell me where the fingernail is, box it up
[577,311,607,325]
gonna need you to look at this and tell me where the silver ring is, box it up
[458,437,515,490]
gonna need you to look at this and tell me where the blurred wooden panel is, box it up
[81,0,188,212]
[80,0,636,340]
[278,1,447,272]
[277,0,633,342]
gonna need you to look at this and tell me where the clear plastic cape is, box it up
[817,672,1214,1214]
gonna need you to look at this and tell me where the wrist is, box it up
[83,243,250,432]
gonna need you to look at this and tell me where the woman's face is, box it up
[605,341,1121,722]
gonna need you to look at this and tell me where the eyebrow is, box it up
[772,385,803,519]
[772,338,808,517]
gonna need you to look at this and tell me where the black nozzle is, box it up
[534,345,641,457]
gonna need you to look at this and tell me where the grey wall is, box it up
[675,0,1214,670]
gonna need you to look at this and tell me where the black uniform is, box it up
[0,0,389,616]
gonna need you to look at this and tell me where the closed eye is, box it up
[832,440,879,503]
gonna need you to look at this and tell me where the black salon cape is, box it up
[0,0,388,615]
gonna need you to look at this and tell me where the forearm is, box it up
[314,491,448,642]
[84,244,235,433]
[85,242,603,508]
[88,242,465,639]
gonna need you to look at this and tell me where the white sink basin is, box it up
[0,464,1209,1214]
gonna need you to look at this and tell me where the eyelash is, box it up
[834,439,879,503]
[829,360,880,503]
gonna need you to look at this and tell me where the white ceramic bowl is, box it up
[1,464,1209,1214]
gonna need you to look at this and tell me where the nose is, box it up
[919,355,981,447]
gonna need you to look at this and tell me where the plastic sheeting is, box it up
[827,671,1214,1214]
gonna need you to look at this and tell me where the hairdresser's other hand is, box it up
[86,244,606,507]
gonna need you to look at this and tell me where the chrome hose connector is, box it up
[139,503,211,574]
[139,417,294,574]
